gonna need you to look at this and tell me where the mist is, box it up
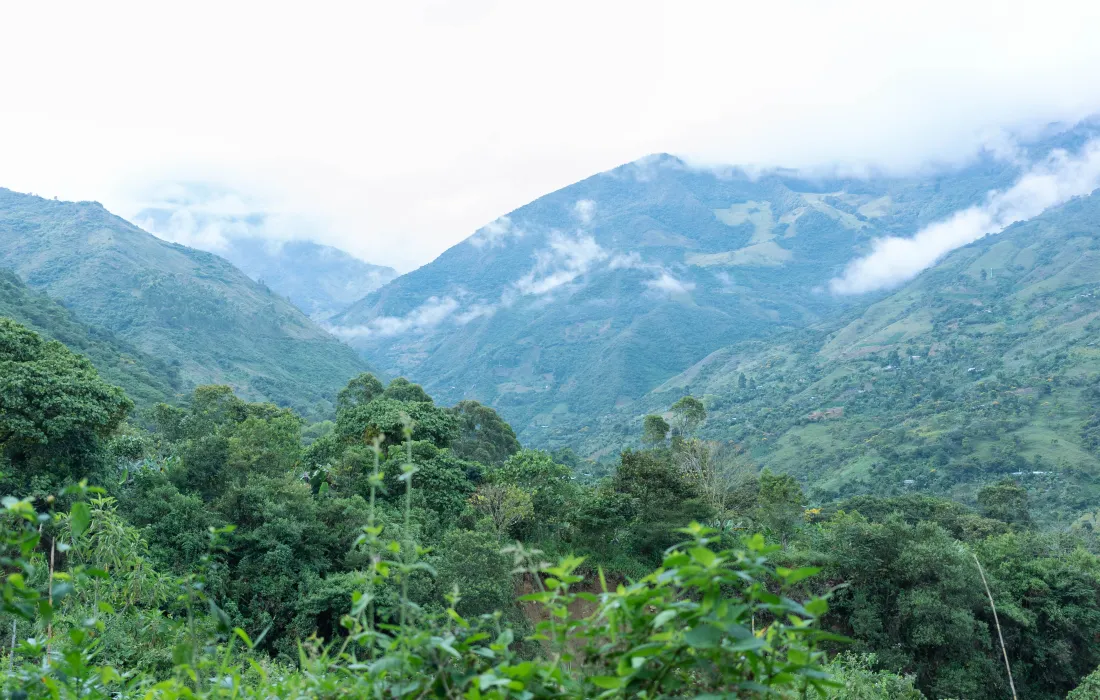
[830,139,1100,294]
[4,1,1100,271]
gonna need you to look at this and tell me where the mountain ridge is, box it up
[332,145,1052,443]
[0,188,369,418]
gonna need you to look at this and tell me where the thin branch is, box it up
[972,552,1017,700]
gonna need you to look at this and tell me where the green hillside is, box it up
[0,269,181,407]
[335,123,1099,446]
[0,188,369,418]
[585,190,1100,525]
[132,189,398,320]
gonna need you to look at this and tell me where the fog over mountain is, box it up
[5,2,1100,271]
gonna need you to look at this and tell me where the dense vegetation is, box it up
[574,191,1100,528]
[0,188,368,418]
[0,269,181,407]
[4,317,1100,697]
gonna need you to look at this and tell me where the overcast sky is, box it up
[3,0,1100,272]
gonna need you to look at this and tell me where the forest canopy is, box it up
[1,318,1100,698]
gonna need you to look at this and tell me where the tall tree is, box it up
[336,372,385,414]
[0,318,131,491]
[977,479,1031,527]
[449,400,521,465]
[642,414,670,446]
[670,396,706,440]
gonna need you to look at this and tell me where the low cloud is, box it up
[645,271,696,295]
[573,199,596,224]
[129,181,340,258]
[468,216,522,248]
[830,139,1100,294]
[514,232,609,296]
[454,303,497,324]
[609,251,644,269]
[331,296,459,338]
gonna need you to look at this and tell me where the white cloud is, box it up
[609,251,644,269]
[468,216,522,248]
[645,272,696,295]
[4,2,1100,272]
[126,181,350,261]
[514,232,609,295]
[830,139,1100,294]
[331,296,460,338]
[454,303,497,324]
[573,199,596,224]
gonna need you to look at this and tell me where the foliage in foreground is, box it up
[0,483,845,698]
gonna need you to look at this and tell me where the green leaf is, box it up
[729,636,766,652]
[234,628,254,649]
[589,676,625,689]
[50,581,74,600]
[652,609,678,629]
[684,623,724,649]
[784,567,821,585]
[70,501,91,539]
[804,598,829,616]
[689,546,717,567]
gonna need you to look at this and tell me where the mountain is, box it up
[332,141,1083,444]
[0,188,369,418]
[131,188,397,321]
[0,268,181,407]
[214,238,397,320]
[586,188,1100,525]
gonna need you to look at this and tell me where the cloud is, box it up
[6,2,1100,273]
[645,271,696,295]
[573,199,596,224]
[514,232,609,295]
[331,296,460,338]
[609,251,644,269]
[468,216,522,248]
[128,180,341,259]
[830,139,1100,294]
[454,303,497,324]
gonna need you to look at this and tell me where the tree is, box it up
[977,479,1031,527]
[432,527,515,618]
[822,653,925,699]
[449,400,521,465]
[335,397,458,450]
[382,377,433,403]
[642,414,670,446]
[755,469,804,539]
[614,449,712,563]
[470,483,533,537]
[804,513,1001,699]
[670,396,706,439]
[0,318,131,491]
[336,372,384,414]
[675,439,755,530]
[495,449,576,538]
[1070,666,1100,699]
[738,372,747,390]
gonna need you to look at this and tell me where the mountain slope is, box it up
[0,188,368,418]
[131,185,397,321]
[334,149,1049,444]
[0,269,181,407]
[597,189,1100,524]
[214,238,396,320]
